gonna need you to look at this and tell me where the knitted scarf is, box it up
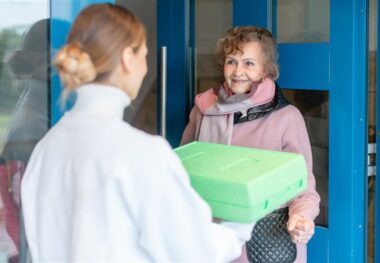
[194,78,278,145]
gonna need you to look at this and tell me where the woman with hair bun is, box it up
[21,3,253,262]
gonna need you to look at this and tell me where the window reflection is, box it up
[283,89,329,226]
[0,1,49,261]
[3,19,50,164]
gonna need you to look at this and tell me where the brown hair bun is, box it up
[54,43,96,89]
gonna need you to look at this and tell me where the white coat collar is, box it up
[68,83,131,120]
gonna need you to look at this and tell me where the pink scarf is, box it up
[194,78,276,145]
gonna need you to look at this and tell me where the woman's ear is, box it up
[121,47,134,73]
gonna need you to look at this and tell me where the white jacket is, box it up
[22,84,252,263]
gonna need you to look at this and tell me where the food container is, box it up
[174,142,308,223]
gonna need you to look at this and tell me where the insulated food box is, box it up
[174,142,308,223]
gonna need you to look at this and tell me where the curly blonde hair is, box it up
[215,26,279,80]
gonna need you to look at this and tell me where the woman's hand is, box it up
[287,214,315,244]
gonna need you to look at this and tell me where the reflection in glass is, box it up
[276,0,330,43]
[3,19,50,164]
[195,0,232,94]
[117,0,157,134]
[283,89,329,226]
[0,1,49,261]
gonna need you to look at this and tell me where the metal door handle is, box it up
[160,46,167,138]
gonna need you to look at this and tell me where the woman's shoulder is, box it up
[272,104,304,120]
[258,105,306,131]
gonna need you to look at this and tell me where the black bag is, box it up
[246,208,297,263]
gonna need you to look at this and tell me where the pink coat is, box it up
[181,91,320,263]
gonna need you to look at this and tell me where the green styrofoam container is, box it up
[174,142,308,223]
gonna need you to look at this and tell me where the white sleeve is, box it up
[128,138,251,262]
[220,222,255,242]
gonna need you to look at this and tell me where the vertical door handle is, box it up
[160,46,167,138]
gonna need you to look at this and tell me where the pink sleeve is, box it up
[180,107,202,145]
[281,108,321,221]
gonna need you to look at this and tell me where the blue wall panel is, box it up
[277,43,330,90]
[233,0,268,28]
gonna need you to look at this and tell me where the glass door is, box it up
[231,0,367,262]
[276,0,330,231]
[0,1,50,261]
[275,2,330,261]
[189,0,367,262]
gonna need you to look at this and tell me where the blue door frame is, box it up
[235,0,368,262]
